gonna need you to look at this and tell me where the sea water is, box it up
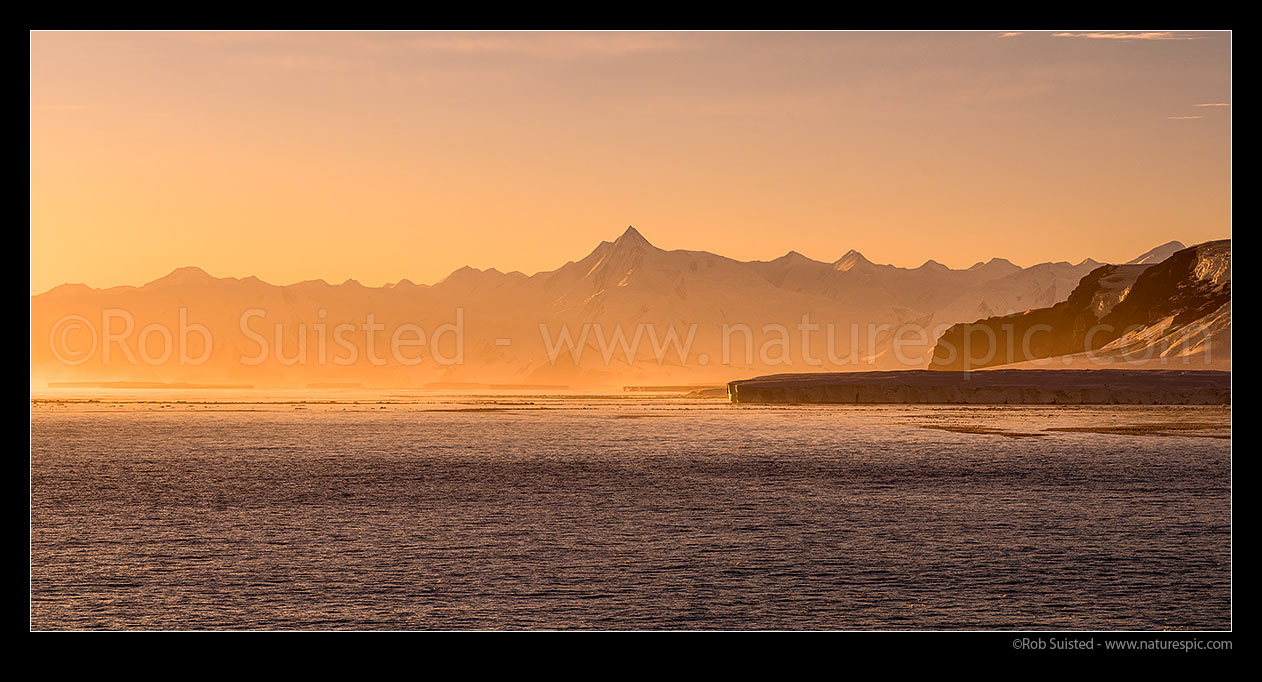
[30,395,1231,630]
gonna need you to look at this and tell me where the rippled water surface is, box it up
[30,396,1231,630]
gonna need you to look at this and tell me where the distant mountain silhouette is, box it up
[1127,240,1186,265]
[31,226,1208,388]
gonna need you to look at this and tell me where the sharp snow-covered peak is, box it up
[833,250,873,272]
[612,225,655,250]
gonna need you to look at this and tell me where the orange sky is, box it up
[30,31,1230,294]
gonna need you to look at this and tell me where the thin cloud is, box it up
[1168,115,1203,120]
[1052,32,1201,41]
[1195,102,1231,107]
[397,32,698,58]
[997,32,1023,38]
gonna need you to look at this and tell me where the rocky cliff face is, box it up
[929,240,1231,371]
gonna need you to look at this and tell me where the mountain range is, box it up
[31,227,1216,388]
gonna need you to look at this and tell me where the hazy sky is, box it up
[30,31,1230,293]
